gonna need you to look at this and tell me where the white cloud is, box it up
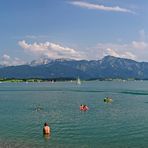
[0,54,25,66]
[93,42,137,60]
[17,30,148,62]
[131,29,148,50]
[124,52,137,60]
[132,41,148,50]
[18,40,86,60]
[2,54,10,60]
[99,47,136,60]
[105,48,121,57]
[70,1,134,14]
[81,42,136,60]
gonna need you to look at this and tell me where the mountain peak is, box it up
[102,55,119,60]
[55,58,75,62]
[30,57,53,66]
[0,56,148,80]
[30,57,76,66]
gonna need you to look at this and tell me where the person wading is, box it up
[43,122,51,135]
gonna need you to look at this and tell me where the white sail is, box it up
[77,77,81,85]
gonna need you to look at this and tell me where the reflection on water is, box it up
[43,134,51,141]
[0,81,148,147]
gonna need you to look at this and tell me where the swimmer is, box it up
[80,104,89,111]
[83,105,89,111]
[80,104,84,110]
[104,97,112,103]
[43,122,51,135]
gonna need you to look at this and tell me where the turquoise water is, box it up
[0,81,148,147]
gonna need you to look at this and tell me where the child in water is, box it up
[80,104,84,110]
[80,104,89,111]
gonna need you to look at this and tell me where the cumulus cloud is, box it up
[130,30,148,50]
[96,43,136,60]
[102,47,136,60]
[132,41,148,50]
[124,52,137,60]
[94,29,148,61]
[17,30,148,62]
[105,48,121,57]
[2,54,10,60]
[0,54,25,66]
[70,1,134,14]
[18,40,86,60]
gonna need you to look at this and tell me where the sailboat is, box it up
[77,77,81,85]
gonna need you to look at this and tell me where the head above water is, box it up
[44,122,48,126]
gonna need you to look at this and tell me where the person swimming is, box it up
[43,122,51,135]
[80,104,89,111]
[83,105,89,111]
[80,104,84,110]
[104,97,112,103]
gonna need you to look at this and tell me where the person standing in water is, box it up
[43,122,51,135]
[80,104,84,110]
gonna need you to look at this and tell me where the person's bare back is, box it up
[43,122,51,134]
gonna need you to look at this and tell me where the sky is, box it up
[0,0,148,65]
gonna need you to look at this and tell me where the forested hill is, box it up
[0,56,148,80]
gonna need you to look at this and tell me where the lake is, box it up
[0,81,148,148]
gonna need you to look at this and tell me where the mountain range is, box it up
[1,56,148,80]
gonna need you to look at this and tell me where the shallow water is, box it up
[0,81,148,147]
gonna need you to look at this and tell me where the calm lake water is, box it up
[0,81,148,148]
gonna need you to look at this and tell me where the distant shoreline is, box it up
[0,78,147,82]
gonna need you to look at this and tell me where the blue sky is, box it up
[0,0,148,65]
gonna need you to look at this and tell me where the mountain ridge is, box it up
[1,56,148,80]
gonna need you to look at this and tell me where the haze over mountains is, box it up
[0,56,148,80]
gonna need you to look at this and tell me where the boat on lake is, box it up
[77,77,81,85]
